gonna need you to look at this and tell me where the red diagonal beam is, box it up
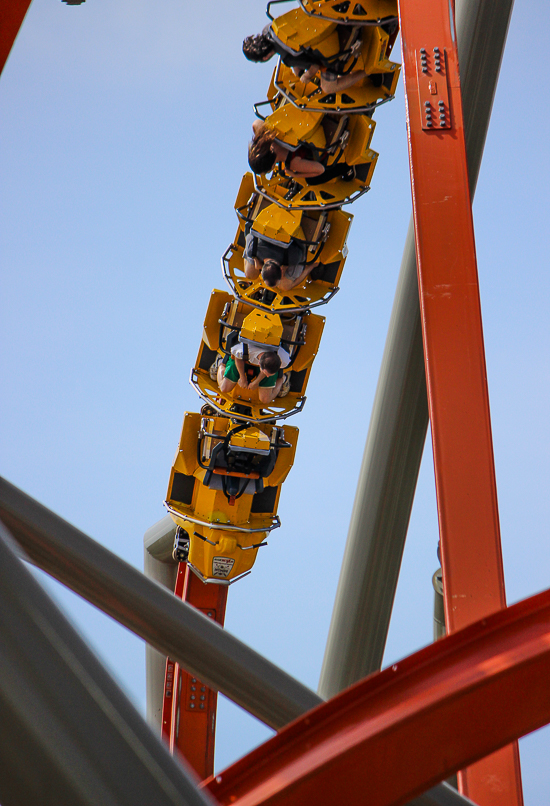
[205,587,550,806]
[0,0,32,76]
[398,0,522,802]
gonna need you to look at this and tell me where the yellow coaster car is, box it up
[223,173,352,314]
[271,22,400,114]
[190,289,325,423]
[165,410,298,584]
[253,108,378,209]
[297,0,398,26]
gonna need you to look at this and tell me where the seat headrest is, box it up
[240,310,283,348]
[252,205,304,245]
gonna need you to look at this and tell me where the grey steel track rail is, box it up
[0,476,320,730]
[0,520,214,806]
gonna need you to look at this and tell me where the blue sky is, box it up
[1,0,549,801]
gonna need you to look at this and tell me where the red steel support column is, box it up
[162,564,227,779]
[398,0,522,803]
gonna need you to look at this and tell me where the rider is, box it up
[216,343,290,404]
[243,228,319,292]
[248,119,355,183]
[242,23,367,94]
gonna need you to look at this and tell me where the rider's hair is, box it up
[259,351,282,374]
[242,33,275,63]
[248,124,277,174]
[261,259,282,288]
